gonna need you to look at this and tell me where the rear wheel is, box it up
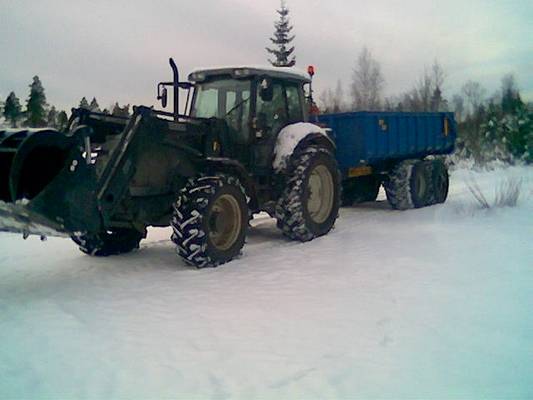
[275,146,341,241]
[171,175,248,268]
[429,159,449,204]
[384,159,433,210]
[410,161,432,208]
[72,228,145,256]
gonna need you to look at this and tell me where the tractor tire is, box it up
[384,159,433,210]
[341,175,381,206]
[171,175,248,268]
[275,146,341,241]
[429,159,449,205]
[72,228,145,256]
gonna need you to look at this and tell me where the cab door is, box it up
[251,79,304,174]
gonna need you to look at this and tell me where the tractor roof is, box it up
[189,66,311,83]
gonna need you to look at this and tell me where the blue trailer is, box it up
[318,111,457,209]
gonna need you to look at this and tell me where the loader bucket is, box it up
[0,129,101,237]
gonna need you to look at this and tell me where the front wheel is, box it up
[275,146,341,241]
[171,175,248,268]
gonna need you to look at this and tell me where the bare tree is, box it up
[415,71,433,111]
[319,89,333,113]
[332,80,344,112]
[451,94,465,122]
[462,80,486,116]
[320,80,346,113]
[431,60,445,91]
[350,47,385,111]
[396,60,447,112]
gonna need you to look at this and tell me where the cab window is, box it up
[285,84,303,123]
[191,78,251,142]
[256,82,287,135]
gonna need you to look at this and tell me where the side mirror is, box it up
[259,78,274,102]
[158,87,168,108]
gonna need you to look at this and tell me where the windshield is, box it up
[191,78,251,139]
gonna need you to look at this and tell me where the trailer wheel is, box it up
[72,228,145,256]
[341,176,380,206]
[385,160,433,209]
[384,160,416,210]
[275,146,341,241]
[410,161,433,208]
[429,159,449,204]
[171,175,248,268]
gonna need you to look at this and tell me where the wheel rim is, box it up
[208,194,242,251]
[307,164,334,224]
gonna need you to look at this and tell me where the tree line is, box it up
[264,2,531,165]
[318,47,532,164]
[1,76,132,130]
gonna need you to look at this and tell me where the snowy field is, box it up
[1,166,532,399]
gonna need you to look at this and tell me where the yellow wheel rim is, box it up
[208,194,242,251]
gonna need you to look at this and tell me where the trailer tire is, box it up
[429,159,449,204]
[385,160,433,210]
[171,175,248,268]
[410,161,433,208]
[72,228,145,256]
[275,146,341,241]
[384,160,416,210]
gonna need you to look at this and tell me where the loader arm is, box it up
[0,106,207,238]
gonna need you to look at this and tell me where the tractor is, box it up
[0,59,341,267]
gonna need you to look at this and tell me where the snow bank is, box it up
[272,122,327,172]
[0,166,532,398]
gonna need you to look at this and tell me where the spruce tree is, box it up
[89,97,100,112]
[79,97,90,109]
[4,92,22,128]
[56,111,69,131]
[266,1,296,67]
[112,102,130,117]
[47,106,58,128]
[25,76,47,127]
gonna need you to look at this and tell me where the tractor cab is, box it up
[186,66,311,171]
[188,67,310,140]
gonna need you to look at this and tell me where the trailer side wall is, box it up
[318,112,456,175]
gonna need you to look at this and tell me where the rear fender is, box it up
[273,122,335,173]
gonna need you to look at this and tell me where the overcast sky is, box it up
[1,0,531,112]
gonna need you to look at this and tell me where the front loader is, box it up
[0,59,341,267]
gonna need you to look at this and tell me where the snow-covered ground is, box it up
[1,166,532,399]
